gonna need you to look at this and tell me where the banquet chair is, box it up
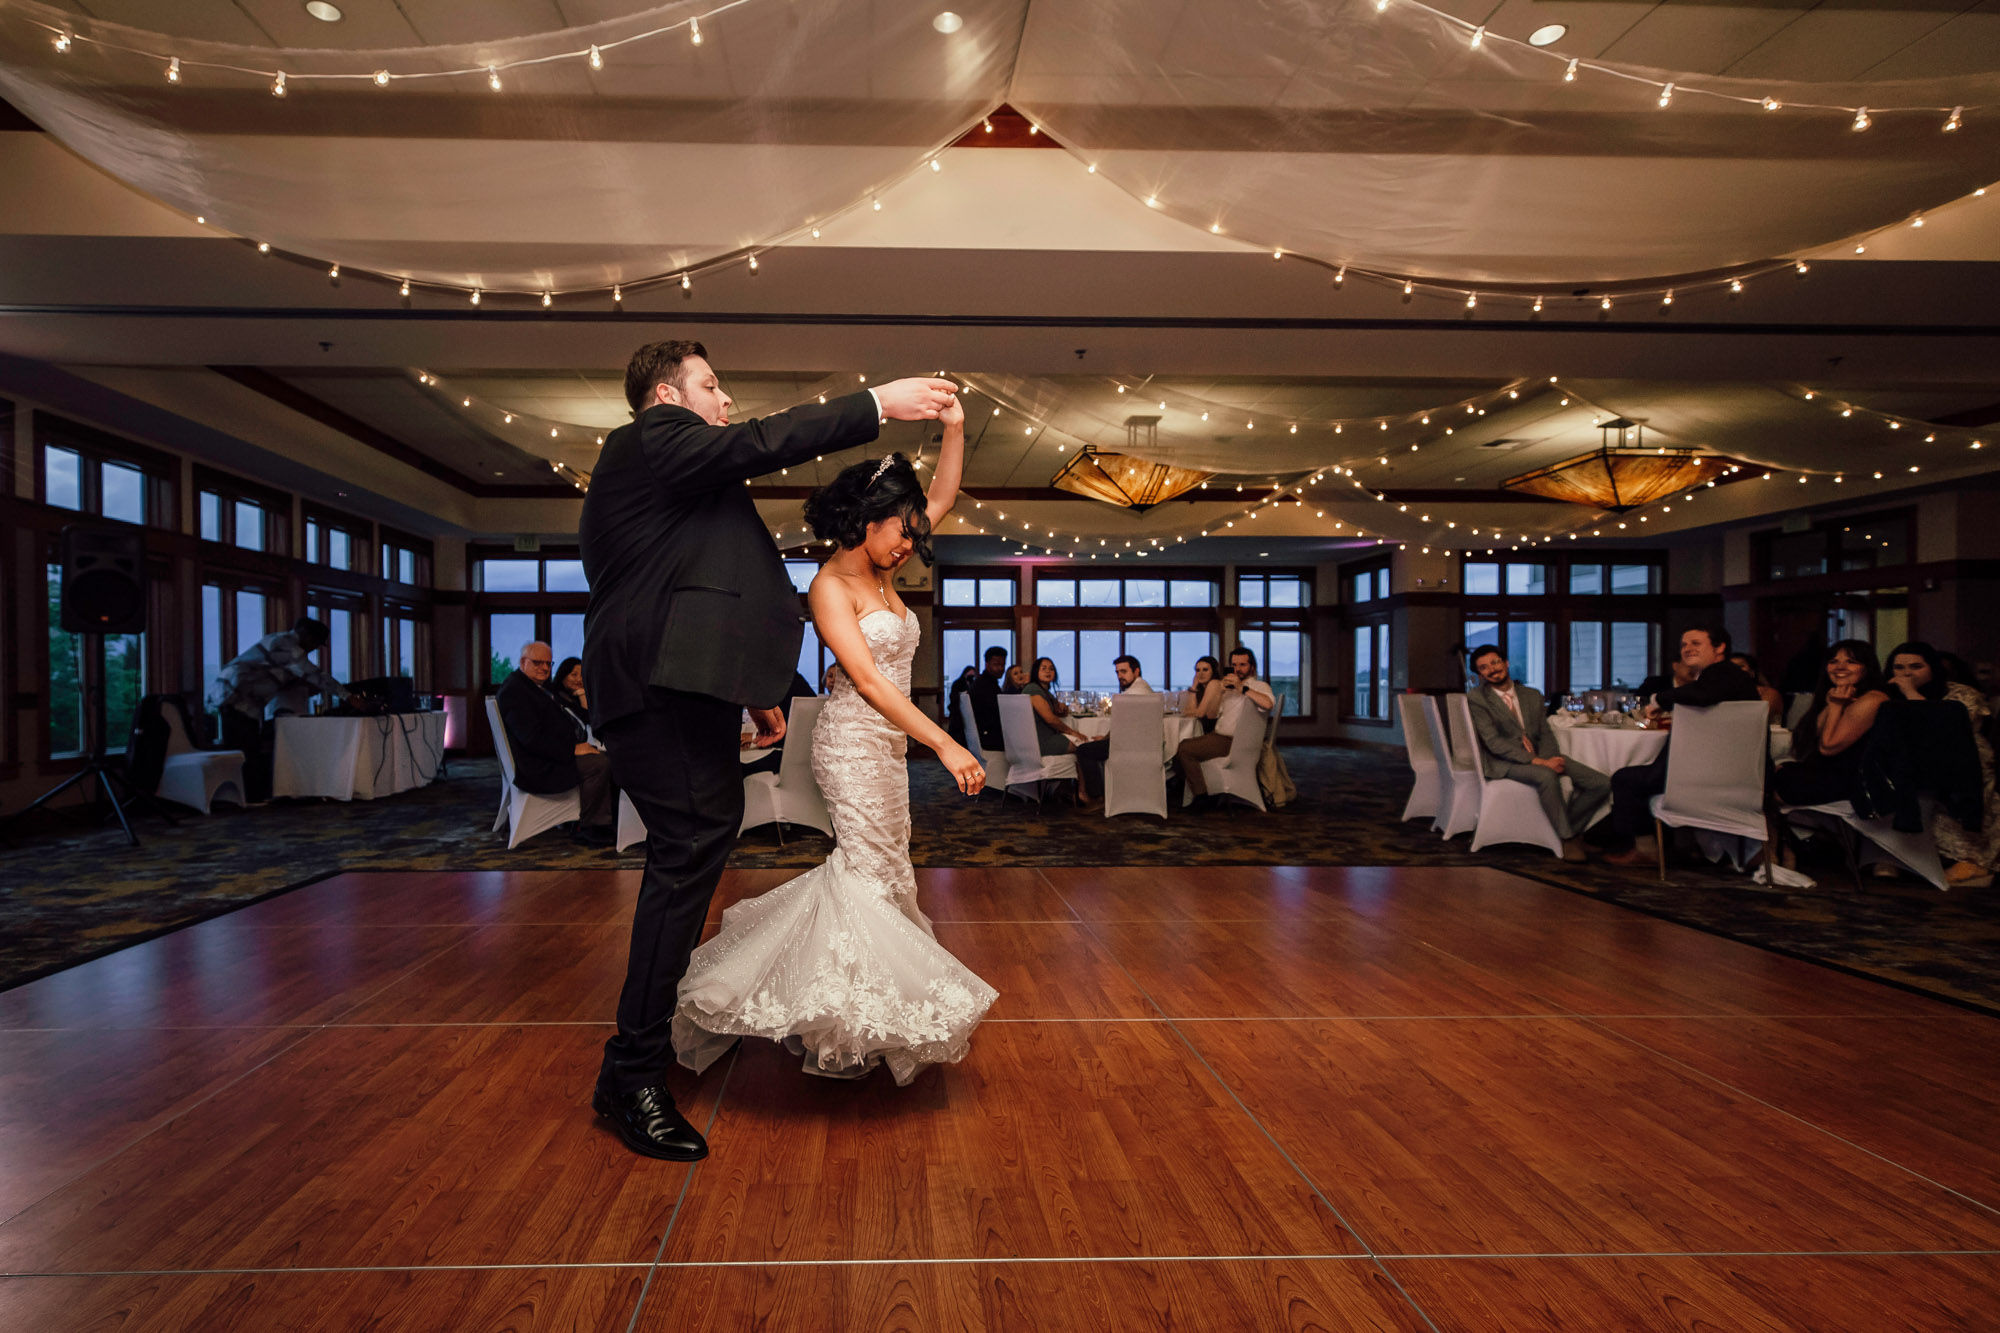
[1778,798,1950,891]
[740,695,832,843]
[1649,701,1772,882]
[1101,692,1167,820]
[155,696,246,815]
[486,697,580,849]
[615,793,646,853]
[1450,694,1564,858]
[1397,693,1443,823]
[1431,693,1482,839]
[998,695,1078,803]
[954,701,1010,797]
[1783,693,1813,730]
[1186,693,1270,814]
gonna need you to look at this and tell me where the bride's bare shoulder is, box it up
[808,565,866,618]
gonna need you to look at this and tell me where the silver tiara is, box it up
[867,456,895,486]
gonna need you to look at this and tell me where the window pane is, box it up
[1504,621,1548,693]
[1464,562,1499,596]
[978,578,1015,607]
[1169,579,1213,607]
[1609,622,1657,689]
[799,621,826,688]
[200,491,222,541]
[328,529,350,570]
[1036,579,1076,607]
[382,545,395,579]
[550,612,585,668]
[401,550,418,584]
[1168,631,1213,694]
[235,590,266,654]
[977,629,1016,671]
[1374,569,1389,599]
[941,578,977,606]
[1269,576,1306,608]
[1125,579,1165,608]
[101,461,145,524]
[1079,579,1120,608]
[103,631,144,752]
[398,620,417,684]
[1077,630,1121,691]
[1373,624,1390,719]
[201,585,224,703]
[483,559,537,592]
[1505,563,1545,595]
[941,630,977,687]
[45,447,83,511]
[487,613,538,684]
[47,565,83,755]
[1610,563,1655,595]
[1265,628,1305,715]
[1351,625,1374,720]
[305,520,321,561]
[1239,577,1266,608]
[782,561,818,595]
[1569,564,1603,595]
[546,559,589,592]
[326,607,352,681]
[1122,631,1164,687]
[1035,629,1076,689]
[233,500,264,551]
[1569,621,1605,691]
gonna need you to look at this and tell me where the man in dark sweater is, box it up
[1602,625,1762,866]
[496,640,617,844]
[965,644,1008,751]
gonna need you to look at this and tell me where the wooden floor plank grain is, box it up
[1044,863,1524,923]
[660,1024,1360,1264]
[635,1258,1430,1332]
[0,1024,709,1274]
[1182,1016,2000,1257]
[708,867,1077,926]
[1382,1253,2000,1333]
[0,1267,645,1333]
[228,869,642,929]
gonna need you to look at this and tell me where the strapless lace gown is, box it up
[672,608,998,1086]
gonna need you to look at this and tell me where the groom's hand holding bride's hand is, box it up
[874,378,959,421]
[748,706,786,748]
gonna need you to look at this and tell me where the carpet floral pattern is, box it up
[2,749,1994,1011]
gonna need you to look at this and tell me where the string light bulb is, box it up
[487,67,501,92]
[328,263,339,279]
[256,241,271,254]
[1469,26,1485,48]
[399,279,411,297]
[747,254,759,272]
[680,272,691,290]
[588,45,602,70]
[167,57,181,83]
[1762,96,1781,112]
[1729,278,1744,293]
[1563,58,1578,82]
[689,16,702,44]
[1945,106,1962,132]
[541,291,552,307]
[372,69,389,86]
[1657,82,1674,108]
[470,289,481,305]
[612,284,622,302]
[272,71,287,97]
[1852,107,1871,131]
[54,32,72,53]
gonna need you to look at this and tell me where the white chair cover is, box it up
[1783,693,1814,730]
[1191,693,1268,812]
[998,694,1078,802]
[1650,702,1772,843]
[741,695,833,841]
[1432,693,1481,839]
[154,697,245,815]
[486,696,580,849]
[615,791,646,853]
[1781,799,1951,891]
[1451,694,1564,857]
[955,698,1010,796]
[1397,693,1442,822]
[1102,693,1166,820]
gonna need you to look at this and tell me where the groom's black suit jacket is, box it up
[579,394,880,726]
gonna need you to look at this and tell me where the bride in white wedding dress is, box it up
[672,394,997,1085]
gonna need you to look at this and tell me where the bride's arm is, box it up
[924,393,965,527]
[809,577,981,784]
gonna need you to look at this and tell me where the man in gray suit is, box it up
[1465,644,1608,862]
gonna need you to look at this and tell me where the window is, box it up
[301,505,368,571]
[1350,566,1390,602]
[1464,618,1549,693]
[38,420,172,526]
[1036,626,1171,693]
[305,590,362,684]
[1035,575,1206,608]
[381,530,433,588]
[201,576,282,702]
[938,628,1017,687]
[1609,563,1658,595]
[487,612,538,684]
[1238,573,1309,608]
[47,563,145,757]
[1350,623,1389,721]
[384,603,427,685]
[1757,511,1913,582]
[475,550,588,594]
[481,559,540,592]
[1464,562,1499,597]
[1235,628,1308,717]
[1505,563,1546,596]
[944,576,1017,607]
[1569,564,1604,595]
[784,560,818,594]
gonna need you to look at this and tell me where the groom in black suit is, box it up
[580,339,956,1160]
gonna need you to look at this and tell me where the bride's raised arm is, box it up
[924,392,966,527]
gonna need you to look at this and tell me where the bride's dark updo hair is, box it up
[802,452,935,564]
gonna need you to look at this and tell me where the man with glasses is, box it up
[497,639,617,845]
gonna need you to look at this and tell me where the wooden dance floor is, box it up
[1,865,1996,1330]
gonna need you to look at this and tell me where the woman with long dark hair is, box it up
[1773,639,1891,808]
[551,655,590,734]
[1021,655,1087,755]
[672,393,995,1086]
[1183,655,1225,732]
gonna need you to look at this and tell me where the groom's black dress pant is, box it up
[598,687,744,1096]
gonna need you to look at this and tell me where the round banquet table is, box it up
[1550,722,1668,773]
[1069,713,1205,763]
[272,712,446,801]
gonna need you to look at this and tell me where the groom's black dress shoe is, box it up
[593,1083,709,1161]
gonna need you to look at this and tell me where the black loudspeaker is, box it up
[59,525,148,634]
[348,675,418,711]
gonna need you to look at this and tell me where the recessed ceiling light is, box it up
[305,1,343,20]
[932,11,963,34]
[1527,23,1565,47]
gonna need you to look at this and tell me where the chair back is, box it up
[485,696,519,785]
[778,696,823,787]
[1783,692,1813,730]
[160,696,201,757]
[1218,695,1266,768]
[1398,693,1440,777]
[1107,691,1162,756]
[1659,701,1770,838]
[998,694,1044,772]
[1444,693,1481,777]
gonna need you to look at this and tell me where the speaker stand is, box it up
[6,634,179,848]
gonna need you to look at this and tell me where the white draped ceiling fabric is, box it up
[3,0,1999,294]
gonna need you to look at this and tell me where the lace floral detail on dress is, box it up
[672,608,996,1085]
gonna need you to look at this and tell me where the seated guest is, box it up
[946,665,978,742]
[552,656,590,733]
[210,614,352,802]
[965,646,1009,750]
[1174,647,1276,810]
[820,662,842,695]
[1181,656,1225,732]
[1020,656,1088,758]
[1729,652,1786,722]
[497,640,618,845]
[1635,656,1696,707]
[1603,625,1762,867]
[1004,663,1030,694]
[743,670,819,777]
[1076,655,1154,807]
[1771,639,1889,812]
[1887,642,1996,886]
[1465,645,1607,862]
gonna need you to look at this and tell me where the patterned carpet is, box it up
[3,748,1995,1012]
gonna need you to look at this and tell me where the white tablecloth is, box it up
[273,713,446,801]
[1070,714,1205,763]
[1551,723,1668,773]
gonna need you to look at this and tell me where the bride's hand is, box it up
[937,393,964,428]
[941,742,985,796]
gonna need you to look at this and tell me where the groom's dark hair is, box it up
[624,339,709,413]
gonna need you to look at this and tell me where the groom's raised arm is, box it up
[637,392,880,492]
